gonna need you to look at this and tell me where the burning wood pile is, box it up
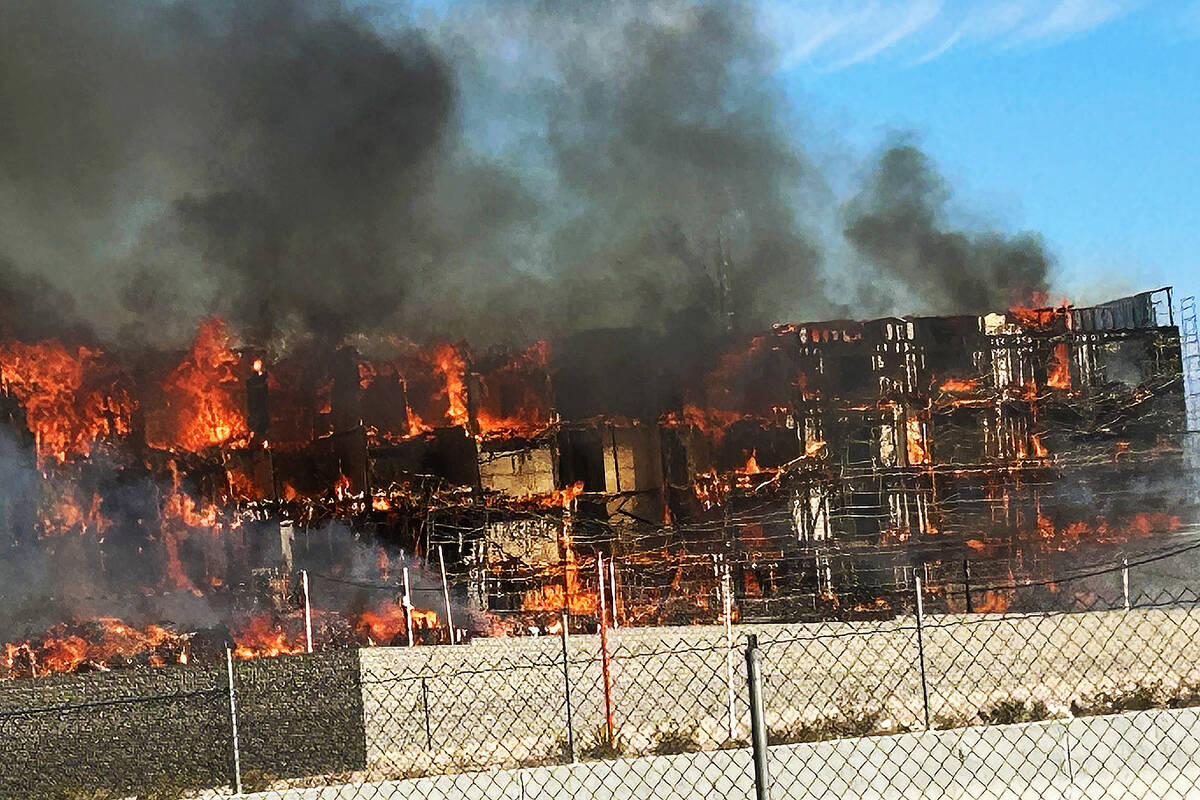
[0,288,1192,679]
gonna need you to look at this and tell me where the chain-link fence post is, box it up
[224,647,242,796]
[560,611,576,763]
[963,559,973,613]
[598,553,615,741]
[301,568,313,653]
[420,676,433,750]
[609,558,620,628]
[438,544,455,644]
[722,560,736,743]
[1123,557,1131,610]
[746,633,769,800]
[914,575,930,730]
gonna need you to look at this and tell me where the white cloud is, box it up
[761,0,1144,71]
[1017,0,1133,41]
[910,26,963,65]
[821,0,944,71]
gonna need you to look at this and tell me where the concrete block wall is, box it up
[0,649,366,800]
[358,607,1200,775]
[235,648,367,780]
[0,659,230,799]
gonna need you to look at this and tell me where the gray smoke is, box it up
[531,0,827,333]
[843,143,1051,314]
[0,0,1053,349]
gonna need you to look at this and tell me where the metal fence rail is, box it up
[6,585,1200,798]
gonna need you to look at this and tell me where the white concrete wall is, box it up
[248,706,1200,799]
[357,607,1200,776]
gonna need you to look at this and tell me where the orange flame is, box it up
[40,490,108,536]
[474,340,554,437]
[1031,433,1049,458]
[1047,343,1071,389]
[551,481,585,509]
[974,590,1013,613]
[660,405,745,445]
[906,418,930,465]
[356,604,439,645]
[521,580,598,615]
[0,340,134,464]
[4,618,188,677]
[231,616,305,660]
[939,378,978,393]
[407,408,432,437]
[434,343,469,429]
[148,319,248,451]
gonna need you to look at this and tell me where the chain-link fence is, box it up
[6,577,1200,798]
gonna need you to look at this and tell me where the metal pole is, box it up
[438,545,455,644]
[722,562,736,742]
[597,554,615,740]
[745,634,769,800]
[225,648,243,796]
[1063,721,1076,785]
[421,677,433,750]
[915,576,931,730]
[560,611,576,763]
[597,553,608,629]
[301,569,313,653]
[1122,558,1131,611]
[963,560,973,614]
[609,558,620,629]
[402,567,415,648]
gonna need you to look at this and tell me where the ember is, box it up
[3,618,190,678]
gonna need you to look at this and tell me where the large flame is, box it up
[4,618,188,678]
[0,291,1186,675]
[474,340,554,436]
[434,343,470,429]
[356,604,439,645]
[148,319,248,451]
[0,340,133,464]
[231,616,306,660]
[1047,342,1071,389]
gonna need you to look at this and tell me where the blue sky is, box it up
[765,0,1200,308]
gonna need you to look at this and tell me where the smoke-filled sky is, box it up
[1,0,1188,349]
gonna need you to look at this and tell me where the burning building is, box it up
[0,287,1191,677]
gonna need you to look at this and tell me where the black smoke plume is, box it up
[0,0,1053,350]
[844,143,1051,313]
